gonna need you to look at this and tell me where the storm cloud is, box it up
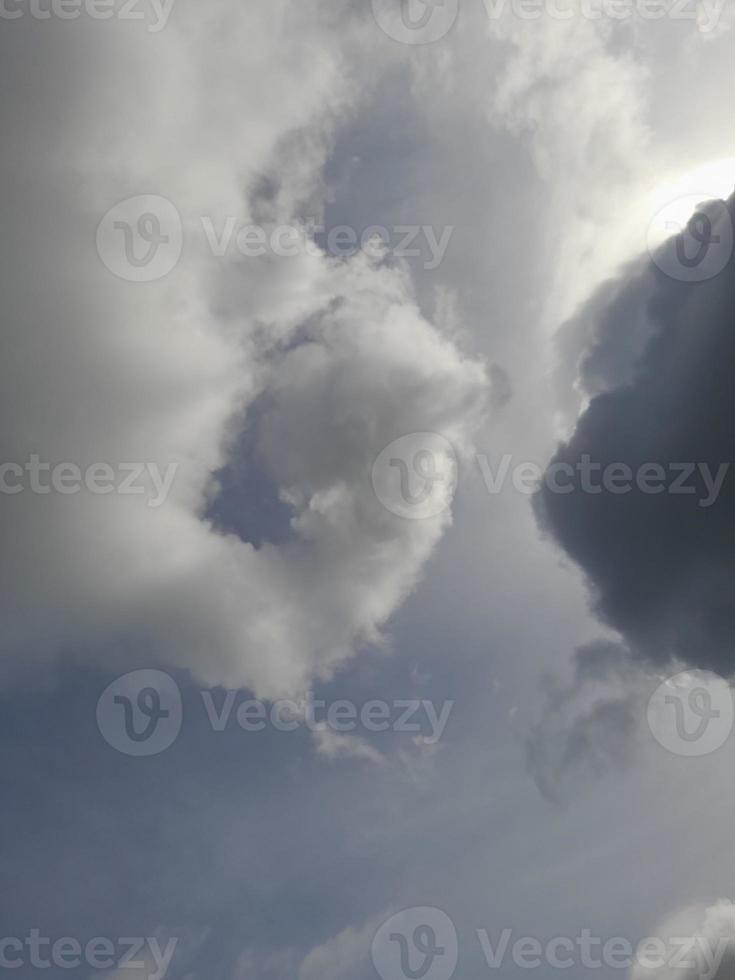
[536,193,735,676]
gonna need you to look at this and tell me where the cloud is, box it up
[297,912,388,980]
[311,723,386,766]
[535,193,735,677]
[631,900,735,980]
[526,640,646,800]
[231,947,301,980]
[0,2,487,698]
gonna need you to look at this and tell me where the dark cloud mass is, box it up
[536,193,735,675]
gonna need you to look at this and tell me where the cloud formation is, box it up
[0,1,487,697]
[526,640,644,800]
[536,194,735,676]
[631,900,735,980]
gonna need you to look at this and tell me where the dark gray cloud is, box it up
[536,193,735,676]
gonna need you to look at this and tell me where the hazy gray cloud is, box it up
[526,641,645,800]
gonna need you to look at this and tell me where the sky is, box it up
[2,1,735,978]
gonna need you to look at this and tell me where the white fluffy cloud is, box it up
[297,911,389,980]
[0,0,487,696]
